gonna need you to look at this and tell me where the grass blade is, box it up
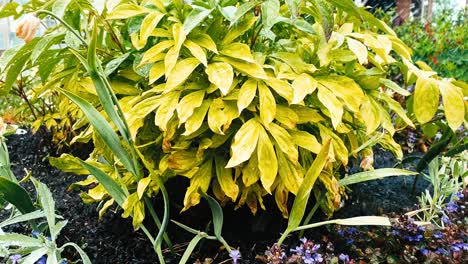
[179,234,204,264]
[291,216,391,232]
[339,169,418,187]
[31,179,57,240]
[60,242,92,264]
[79,160,127,206]
[59,89,136,176]
[154,180,170,264]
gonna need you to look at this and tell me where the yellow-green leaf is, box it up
[206,62,234,96]
[292,74,318,104]
[190,33,218,54]
[184,40,207,66]
[265,78,294,103]
[137,177,152,199]
[215,156,239,202]
[277,148,303,195]
[183,160,212,211]
[165,58,200,91]
[347,37,368,65]
[177,90,205,123]
[226,119,262,168]
[154,91,180,131]
[290,130,321,154]
[238,79,257,113]
[317,86,343,129]
[107,4,150,19]
[258,81,276,125]
[242,152,260,187]
[217,56,268,79]
[141,40,174,64]
[257,127,278,193]
[208,98,227,134]
[359,97,382,135]
[183,99,212,136]
[149,62,165,84]
[413,77,440,124]
[267,122,298,164]
[220,43,255,63]
[139,11,165,48]
[439,81,465,131]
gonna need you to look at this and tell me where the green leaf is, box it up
[238,79,257,113]
[20,247,48,264]
[32,179,57,240]
[60,242,92,264]
[154,180,170,264]
[165,58,200,91]
[59,89,136,176]
[179,234,204,264]
[257,126,278,193]
[206,62,234,96]
[52,0,73,18]
[226,119,261,168]
[201,192,224,241]
[0,210,44,228]
[139,11,165,48]
[0,233,42,247]
[183,6,214,34]
[288,140,331,230]
[229,1,259,24]
[413,77,440,124]
[258,81,276,125]
[79,160,127,206]
[0,177,35,214]
[31,33,64,63]
[292,216,391,232]
[439,81,465,131]
[339,169,418,187]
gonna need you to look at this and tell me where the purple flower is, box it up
[420,248,429,256]
[451,242,468,252]
[35,256,47,264]
[339,253,350,262]
[391,229,401,235]
[9,255,22,264]
[408,132,416,145]
[347,227,358,234]
[300,237,308,244]
[435,248,446,255]
[32,230,40,238]
[445,202,458,213]
[456,192,464,199]
[442,215,451,225]
[417,225,426,231]
[311,244,320,252]
[229,250,241,264]
[338,229,345,236]
[346,239,354,245]
[433,232,444,239]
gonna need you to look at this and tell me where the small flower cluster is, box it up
[261,239,353,264]
[391,215,426,243]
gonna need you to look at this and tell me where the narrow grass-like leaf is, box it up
[0,233,42,247]
[201,192,224,240]
[339,169,418,187]
[0,210,45,228]
[154,180,170,264]
[0,177,35,214]
[32,179,57,240]
[288,140,331,230]
[60,242,92,264]
[291,216,392,232]
[20,247,48,264]
[87,23,130,144]
[79,160,127,206]
[59,89,136,176]
[179,234,204,264]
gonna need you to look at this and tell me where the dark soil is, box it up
[2,131,429,263]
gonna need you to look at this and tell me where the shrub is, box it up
[0,0,466,260]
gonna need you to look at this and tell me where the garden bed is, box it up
[2,130,441,263]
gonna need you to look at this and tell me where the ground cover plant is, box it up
[0,0,467,262]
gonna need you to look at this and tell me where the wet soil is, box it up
[2,131,429,263]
